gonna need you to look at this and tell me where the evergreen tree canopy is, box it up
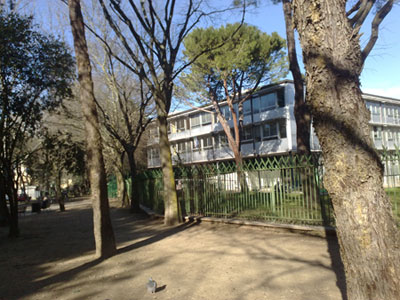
[0,11,75,136]
[182,23,287,101]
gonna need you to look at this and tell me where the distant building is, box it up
[146,80,400,168]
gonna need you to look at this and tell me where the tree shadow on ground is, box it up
[0,198,198,299]
[321,202,347,300]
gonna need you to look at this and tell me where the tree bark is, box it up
[68,0,116,259]
[5,174,19,237]
[126,148,140,212]
[293,1,400,299]
[55,170,65,212]
[115,159,128,207]
[157,111,182,226]
[0,174,10,226]
[282,0,311,155]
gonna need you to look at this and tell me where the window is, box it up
[177,141,188,153]
[262,122,278,139]
[373,126,382,140]
[252,97,260,114]
[217,134,229,148]
[387,107,393,117]
[202,135,213,149]
[277,88,285,107]
[149,127,159,138]
[148,148,160,162]
[176,118,186,132]
[243,100,251,116]
[260,93,276,112]
[242,126,253,142]
[201,113,212,125]
[373,105,380,115]
[169,121,176,133]
[253,125,261,142]
[278,119,287,138]
[191,114,200,128]
[221,106,231,120]
[388,131,394,141]
[192,137,200,151]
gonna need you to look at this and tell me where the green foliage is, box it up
[0,10,75,197]
[24,129,86,196]
[0,11,75,136]
[181,23,287,102]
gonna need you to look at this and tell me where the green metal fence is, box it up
[136,154,336,226]
[381,151,400,224]
[107,176,132,200]
[109,153,400,227]
[107,176,117,199]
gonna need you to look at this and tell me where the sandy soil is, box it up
[0,197,346,300]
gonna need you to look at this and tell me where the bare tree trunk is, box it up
[55,170,65,212]
[116,166,128,208]
[282,0,311,155]
[0,174,10,226]
[6,174,18,237]
[68,0,116,259]
[158,112,182,225]
[293,1,400,298]
[126,148,140,212]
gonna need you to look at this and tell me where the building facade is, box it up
[147,81,400,168]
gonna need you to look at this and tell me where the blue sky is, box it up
[240,2,400,99]
[24,1,400,99]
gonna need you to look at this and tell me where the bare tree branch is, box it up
[349,0,374,28]
[361,0,394,63]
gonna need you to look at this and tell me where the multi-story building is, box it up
[147,80,400,168]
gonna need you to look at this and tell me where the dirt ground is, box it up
[0,197,346,300]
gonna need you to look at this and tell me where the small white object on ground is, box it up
[147,277,157,294]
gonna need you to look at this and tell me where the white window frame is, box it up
[149,127,159,138]
[373,105,380,116]
[202,135,213,150]
[217,134,229,148]
[262,122,278,140]
[201,113,212,125]
[176,118,186,132]
[190,114,201,128]
[192,137,200,151]
[373,126,382,140]
[388,130,394,141]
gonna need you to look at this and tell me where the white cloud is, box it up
[362,87,400,100]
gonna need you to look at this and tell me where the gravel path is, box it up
[0,197,346,300]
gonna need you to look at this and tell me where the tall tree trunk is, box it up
[6,174,18,238]
[0,174,10,226]
[157,112,182,225]
[293,1,400,299]
[126,148,140,212]
[116,169,128,208]
[68,0,116,259]
[55,170,65,212]
[282,0,311,155]
[115,151,128,207]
